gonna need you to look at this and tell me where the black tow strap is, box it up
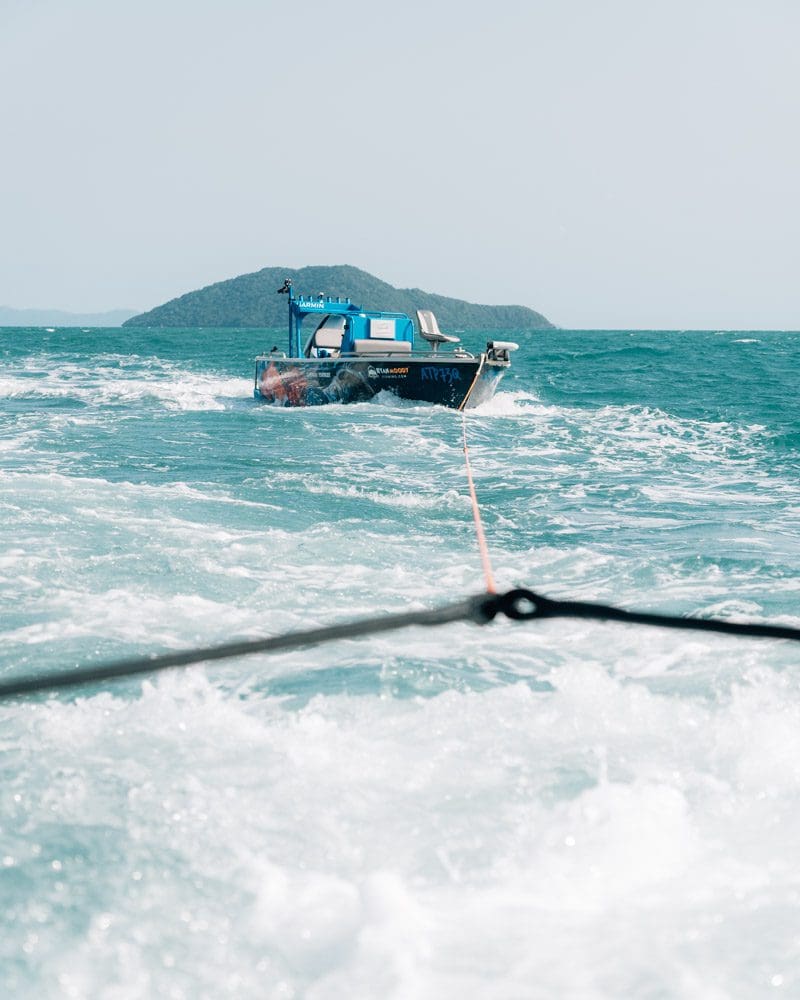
[0,588,798,701]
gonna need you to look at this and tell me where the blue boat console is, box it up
[285,285,414,358]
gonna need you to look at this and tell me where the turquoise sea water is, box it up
[2,325,800,998]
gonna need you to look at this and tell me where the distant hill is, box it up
[0,306,137,327]
[123,265,553,331]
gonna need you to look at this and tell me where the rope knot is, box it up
[471,588,553,623]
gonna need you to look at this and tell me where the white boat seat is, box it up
[416,310,460,351]
[350,339,412,354]
[315,328,344,349]
[313,315,345,346]
[307,315,345,356]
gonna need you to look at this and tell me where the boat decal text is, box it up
[421,366,461,383]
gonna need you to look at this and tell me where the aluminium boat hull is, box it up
[253,354,507,409]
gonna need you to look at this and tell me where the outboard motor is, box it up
[486,340,520,363]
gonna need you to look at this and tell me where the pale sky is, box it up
[1,0,798,329]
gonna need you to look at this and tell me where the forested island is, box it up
[123,265,553,331]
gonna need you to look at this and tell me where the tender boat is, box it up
[253,280,518,409]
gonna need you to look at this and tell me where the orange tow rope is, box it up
[461,412,497,594]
